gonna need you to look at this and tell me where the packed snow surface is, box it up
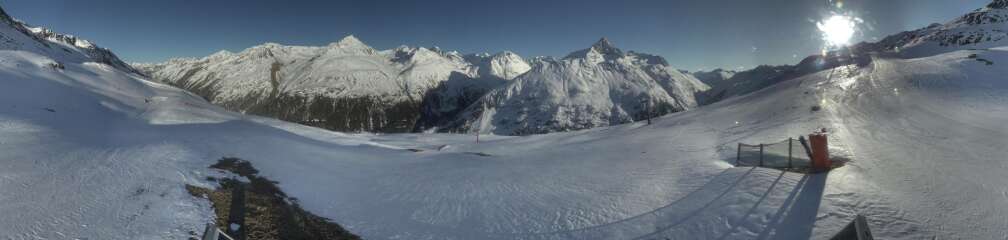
[3,8,1008,240]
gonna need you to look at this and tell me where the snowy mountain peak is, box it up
[564,37,625,63]
[209,49,232,57]
[494,50,521,58]
[0,5,15,25]
[444,38,708,134]
[331,35,368,48]
[988,0,1008,9]
[478,50,531,80]
[591,37,621,55]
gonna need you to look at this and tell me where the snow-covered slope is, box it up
[468,51,533,80]
[445,38,710,135]
[693,66,798,105]
[133,37,541,133]
[6,2,1008,240]
[298,47,1008,240]
[414,52,531,132]
[858,0,1008,58]
[691,68,736,87]
[0,8,139,75]
[0,7,230,238]
[135,36,473,102]
[697,0,1008,107]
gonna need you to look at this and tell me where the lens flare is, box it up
[817,14,858,47]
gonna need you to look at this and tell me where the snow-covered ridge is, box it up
[134,35,495,103]
[444,38,710,135]
[414,52,532,132]
[135,36,706,135]
[855,0,1008,57]
[0,7,140,75]
[133,35,536,132]
[691,69,737,87]
[467,51,532,80]
[691,0,1008,106]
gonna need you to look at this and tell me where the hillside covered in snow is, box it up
[135,37,709,135]
[441,38,710,135]
[3,1,1008,240]
[693,0,1008,106]
[133,36,493,132]
[867,0,1008,58]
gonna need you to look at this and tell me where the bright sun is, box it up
[817,15,857,47]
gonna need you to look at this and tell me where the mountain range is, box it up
[441,38,708,135]
[135,37,708,135]
[134,0,1008,135]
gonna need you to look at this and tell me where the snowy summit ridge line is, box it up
[134,37,708,135]
[445,38,709,135]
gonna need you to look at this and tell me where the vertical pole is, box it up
[647,101,652,125]
[799,136,814,169]
[788,137,793,169]
[759,144,764,167]
[202,223,219,240]
[736,143,742,166]
[227,184,245,240]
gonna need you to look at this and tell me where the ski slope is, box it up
[3,17,1008,240]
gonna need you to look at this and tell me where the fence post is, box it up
[788,137,793,169]
[759,144,764,167]
[227,184,246,240]
[202,223,219,240]
[736,143,741,166]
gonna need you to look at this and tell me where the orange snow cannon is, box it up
[809,129,831,172]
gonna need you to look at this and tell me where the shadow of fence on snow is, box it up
[495,167,829,240]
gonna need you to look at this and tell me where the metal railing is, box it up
[201,223,237,240]
[736,136,813,169]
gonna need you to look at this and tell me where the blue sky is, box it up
[3,0,990,71]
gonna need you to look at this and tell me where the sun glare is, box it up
[817,14,858,47]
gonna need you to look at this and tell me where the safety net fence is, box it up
[737,137,812,169]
